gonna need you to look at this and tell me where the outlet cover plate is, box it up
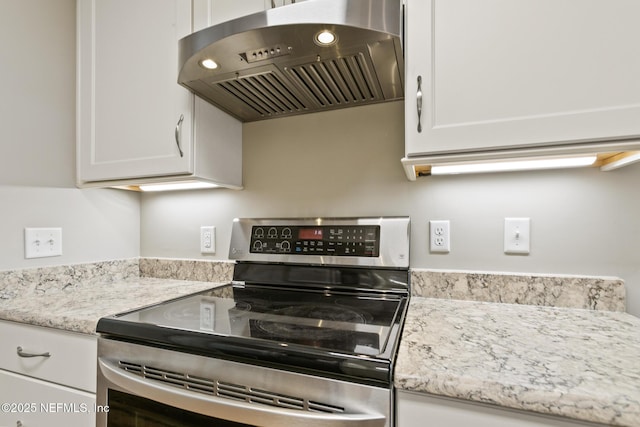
[429,220,450,253]
[200,226,216,254]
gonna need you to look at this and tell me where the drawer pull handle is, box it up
[16,346,51,358]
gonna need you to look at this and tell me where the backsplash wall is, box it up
[6,2,636,316]
[140,101,640,316]
[0,0,140,271]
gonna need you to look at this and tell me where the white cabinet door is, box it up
[397,390,600,427]
[405,0,640,157]
[77,0,194,182]
[0,369,96,427]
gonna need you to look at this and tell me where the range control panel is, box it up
[249,225,380,257]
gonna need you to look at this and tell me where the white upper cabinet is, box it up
[77,0,242,189]
[404,0,640,158]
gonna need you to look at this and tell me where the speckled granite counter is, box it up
[410,269,626,311]
[395,298,640,426]
[3,260,639,425]
[0,258,233,334]
[0,277,226,334]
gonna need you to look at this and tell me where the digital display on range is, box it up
[249,225,380,257]
[298,228,323,240]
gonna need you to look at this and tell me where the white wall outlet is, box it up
[504,218,530,255]
[200,226,216,254]
[24,227,62,259]
[429,220,450,253]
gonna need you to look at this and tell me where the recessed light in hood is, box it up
[200,59,218,70]
[178,0,404,122]
[315,30,337,46]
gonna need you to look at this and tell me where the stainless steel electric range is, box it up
[96,217,410,427]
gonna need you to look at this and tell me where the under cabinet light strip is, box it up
[138,182,220,192]
[430,155,598,175]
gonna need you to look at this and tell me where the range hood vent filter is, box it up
[217,71,308,118]
[287,53,381,107]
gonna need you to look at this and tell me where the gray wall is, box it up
[140,101,640,316]
[0,0,140,270]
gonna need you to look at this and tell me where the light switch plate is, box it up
[504,218,530,255]
[25,227,62,259]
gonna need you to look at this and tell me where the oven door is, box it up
[97,338,390,427]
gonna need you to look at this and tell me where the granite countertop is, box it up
[0,277,226,334]
[2,260,639,425]
[394,297,640,427]
[0,258,234,335]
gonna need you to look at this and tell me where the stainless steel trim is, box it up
[174,114,184,157]
[97,339,390,427]
[116,360,345,414]
[178,0,404,122]
[228,217,410,268]
[100,359,383,426]
[16,346,50,358]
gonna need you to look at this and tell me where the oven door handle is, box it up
[99,359,386,427]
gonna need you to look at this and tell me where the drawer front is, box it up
[0,369,96,427]
[0,321,97,392]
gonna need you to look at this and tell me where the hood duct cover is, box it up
[178,0,404,122]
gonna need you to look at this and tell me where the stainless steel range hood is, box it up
[178,0,404,122]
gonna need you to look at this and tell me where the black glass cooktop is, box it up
[101,284,402,355]
[97,283,408,386]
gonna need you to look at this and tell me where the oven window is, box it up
[107,389,251,427]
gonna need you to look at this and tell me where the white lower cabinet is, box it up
[397,390,600,427]
[0,321,97,427]
[0,370,95,427]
